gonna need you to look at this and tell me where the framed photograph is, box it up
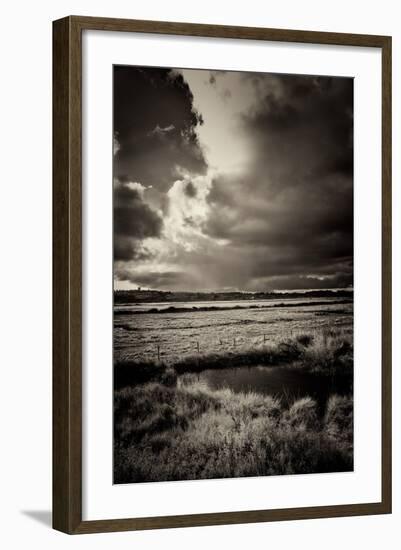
[53,16,392,534]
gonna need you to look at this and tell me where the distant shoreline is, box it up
[114,288,353,305]
[114,299,353,316]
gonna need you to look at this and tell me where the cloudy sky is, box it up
[113,66,353,292]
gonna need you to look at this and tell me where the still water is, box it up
[199,365,352,410]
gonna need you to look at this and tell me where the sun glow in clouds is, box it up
[164,172,213,250]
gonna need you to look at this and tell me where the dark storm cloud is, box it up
[184,181,197,198]
[114,238,154,262]
[114,268,199,290]
[250,272,353,291]
[114,178,162,261]
[245,74,354,180]
[204,73,353,289]
[114,66,207,193]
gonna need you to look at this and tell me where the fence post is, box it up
[196,341,200,370]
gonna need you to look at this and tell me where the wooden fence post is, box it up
[196,341,200,370]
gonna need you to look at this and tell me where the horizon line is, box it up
[114,287,354,293]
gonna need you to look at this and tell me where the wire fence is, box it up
[153,331,298,363]
[148,324,352,363]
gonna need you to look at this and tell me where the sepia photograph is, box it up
[112,65,354,484]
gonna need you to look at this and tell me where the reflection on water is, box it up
[199,365,352,410]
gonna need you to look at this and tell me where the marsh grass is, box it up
[114,379,353,483]
[113,329,353,483]
[114,329,353,389]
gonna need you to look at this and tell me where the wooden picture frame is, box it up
[53,15,392,534]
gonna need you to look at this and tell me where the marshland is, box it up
[114,293,353,483]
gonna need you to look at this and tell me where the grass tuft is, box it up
[114,379,353,483]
